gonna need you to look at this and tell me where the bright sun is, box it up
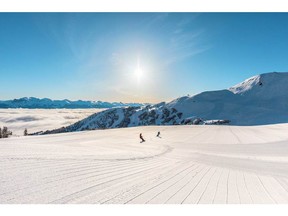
[135,66,143,80]
[134,58,144,82]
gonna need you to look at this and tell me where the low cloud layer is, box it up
[0,109,104,136]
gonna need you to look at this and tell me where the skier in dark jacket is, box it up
[140,133,145,142]
[156,131,160,137]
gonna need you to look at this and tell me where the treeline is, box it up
[0,126,12,138]
[0,127,30,139]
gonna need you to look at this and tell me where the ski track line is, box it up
[1,160,110,180]
[236,171,241,203]
[40,156,162,178]
[198,168,221,204]
[43,158,166,185]
[0,158,84,172]
[0,159,130,188]
[63,162,174,204]
[275,177,288,201]
[213,168,229,204]
[143,164,199,204]
[68,161,177,204]
[47,161,170,204]
[1,141,171,164]
[122,162,199,204]
[182,167,216,204]
[179,166,211,204]
[259,176,288,203]
[0,157,164,197]
[164,165,207,204]
[243,172,254,204]
[211,168,224,204]
[196,168,218,204]
[0,158,57,167]
[257,175,277,204]
[41,158,157,181]
[165,165,209,204]
[236,171,252,204]
[2,161,166,204]
[43,159,170,203]
[98,161,190,204]
[162,165,206,204]
[1,159,99,175]
[0,158,161,197]
[123,162,197,204]
[1,159,167,203]
[0,161,112,190]
[228,127,242,144]
[145,164,202,204]
[0,143,173,193]
[0,160,105,194]
[244,172,274,203]
[226,170,230,204]
[227,170,240,204]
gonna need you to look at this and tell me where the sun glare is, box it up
[134,58,144,83]
[135,66,143,80]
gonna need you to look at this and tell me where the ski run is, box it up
[1,124,288,204]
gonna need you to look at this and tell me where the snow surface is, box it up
[0,109,104,136]
[1,124,288,204]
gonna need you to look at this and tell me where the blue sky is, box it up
[1,13,288,103]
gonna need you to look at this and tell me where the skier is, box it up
[156,131,160,137]
[140,133,145,142]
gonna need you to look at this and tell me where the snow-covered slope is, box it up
[0,97,145,109]
[229,72,288,109]
[41,72,288,134]
[167,72,288,125]
[229,72,288,98]
[2,124,288,204]
[41,105,186,134]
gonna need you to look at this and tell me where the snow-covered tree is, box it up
[24,128,28,136]
[1,126,12,138]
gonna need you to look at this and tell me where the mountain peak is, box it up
[229,74,261,95]
[229,72,288,97]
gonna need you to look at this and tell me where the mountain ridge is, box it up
[35,71,288,135]
[0,97,147,109]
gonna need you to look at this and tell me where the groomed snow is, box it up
[1,124,288,204]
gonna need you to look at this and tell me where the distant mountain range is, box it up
[39,71,288,134]
[0,97,146,109]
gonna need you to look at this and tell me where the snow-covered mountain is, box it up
[41,104,185,134]
[0,97,145,109]
[166,72,288,125]
[40,72,288,134]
